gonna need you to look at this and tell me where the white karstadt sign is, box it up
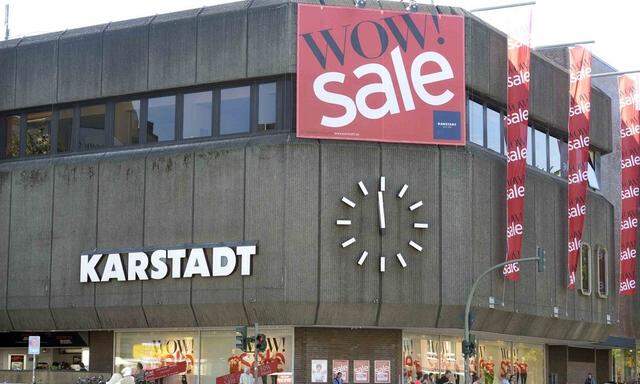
[80,243,257,283]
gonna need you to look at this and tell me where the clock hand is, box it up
[378,191,386,235]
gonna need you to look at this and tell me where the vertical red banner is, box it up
[503,35,531,280]
[566,47,592,289]
[618,75,640,295]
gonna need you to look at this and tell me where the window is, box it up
[183,91,212,139]
[534,128,547,171]
[4,115,20,158]
[486,107,501,153]
[258,82,277,131]
[25,111,52,156]
[596,245,608,298]
[79,105,106,151]
[579,243,592,296]
[147,96,176,143]
[57,109,73,153]
[468,99,483,146]
[114,100,141,146]
[549,135,568,178]
[526,126,533,165]
[220,86,251,135]
[588,150,600,190]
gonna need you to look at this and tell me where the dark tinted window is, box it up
[534,129,547,171]
[468,99,483,146]
[114,100,141,146]
[4,115,20,158]
[57,109,73,153]
[79,105,106,151]
[25,111,52,156]
[220,86,250,135]
[147,96,175,143]
[258,82,277,131]
[183,91,212,139]
[486,107,501,153]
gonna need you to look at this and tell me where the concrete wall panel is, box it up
[535,175,558,318]
[191,145,246,326]
[15,33,61,108]
[378,145,440,328]
[247,2,295,78]
[101,18,152,97]
[0,40,18,111]
[0,172,11,330]
[94,156,147,329]
[57,26,105,102]
[148,10,198,90]
[7,167,56,329]
[49,163,101,329]
[142,151,196,327]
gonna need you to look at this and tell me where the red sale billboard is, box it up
[297,4,465,145]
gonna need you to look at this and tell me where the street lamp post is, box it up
[463,249,545,384]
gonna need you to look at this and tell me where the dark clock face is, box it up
[337,176,429,272]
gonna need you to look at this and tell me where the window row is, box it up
[468,99,601,190]
[579,243,609,298]
[1,79,289,160]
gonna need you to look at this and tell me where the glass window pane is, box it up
[4,115,20,158]
[486,107,500,153]
[79,105,106,151]
[258,82,277,131]
[183,91,212,139]
[549,136,568,178]
[526,126,533,165]
[220,86,251,135]
[579,243,592,295]
[57,109,73,153]
[114,100,141,146]
[25,111,52,156]
[468,100,483,146]
[147,96,176,143]
[588,151,600,190]
[534,129,547,171]
[597,246,608,298]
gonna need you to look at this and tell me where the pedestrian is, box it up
[240,367,254,384]
[584,372,596,384]
[414,373,423,384]
[500,373,510,384]
[333,371,344,384]
[471,373,480,384]
[437,371,453,384]
[134,362,145,384]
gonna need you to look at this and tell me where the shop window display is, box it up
[402,334,464,383]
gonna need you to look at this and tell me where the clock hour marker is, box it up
[398,184,408,198]
[358,181,369,196]
[409,240,423,252]
[414,223,429,229]
[409,201,423,211]
[380,176,386,192]
[342,197,356,208]
[336,220,351,226]
[396,253,407,268]
[380,256,386,272]
[341,237,356,248]
[357,251,368,265]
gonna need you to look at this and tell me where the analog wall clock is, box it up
[337,176,429,272]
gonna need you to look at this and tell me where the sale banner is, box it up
[215,361,279,384]
[566,46,592,289]
[333,360,349,383]
[354,360,370,383]
[374,360,391,383]
[297,4,465,145]
[145,361,188,381]
[503,13,532,281]
[618,74,640,295]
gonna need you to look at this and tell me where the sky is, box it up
[2,0,638,71]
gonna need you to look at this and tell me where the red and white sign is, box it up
[215,361,279,384]
[297,4,465,145]
[354,360,370,383]
[503,20,532,281]
[333,360,349,383]
[28,336,40,355]
[374,360,390,384]
[145,361,187,381]
[566,46,592,289]
[618,75,640,295]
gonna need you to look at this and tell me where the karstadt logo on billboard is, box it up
[296,4,465,145]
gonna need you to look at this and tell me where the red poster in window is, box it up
[333,360,349,383]
[354,360,370,384]
[296,4,465,145]
[503,32,531,281]
[618,75,640,295]
[566,46,591,289]
[374,360,390,384]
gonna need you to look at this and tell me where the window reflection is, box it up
[579,243,592,296]
[588,150,600,190]
[486,108,501,153]
[4,115,20,158]
[597,246,608,298]
[26,111,52,156]
[526,127,533,166]
[183,91,212,139]
[79,105,106,151]
[147,96,176,143]
[220,86,250,135]
[258,82,277,131]
[534,129,547,171]
[114,100,141,146]
[57,109,73,153]
[468,100,483,146]
[549,135,568,178]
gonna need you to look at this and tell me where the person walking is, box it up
[584,372,596,384]
[333,371,344,384]
[240,367,254,384]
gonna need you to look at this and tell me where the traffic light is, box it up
[235,326,248,351]
[537,246,545,273]
[255,333,267,352]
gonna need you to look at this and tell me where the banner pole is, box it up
[535,40,595,49]
[592,70,640,79]
[470,1,535,13]
[31,354,36,384]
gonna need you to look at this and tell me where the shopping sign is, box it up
[145,361,187,381]
[297,4,465,145]
[28,336,40,355]
[215,361,279,384]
